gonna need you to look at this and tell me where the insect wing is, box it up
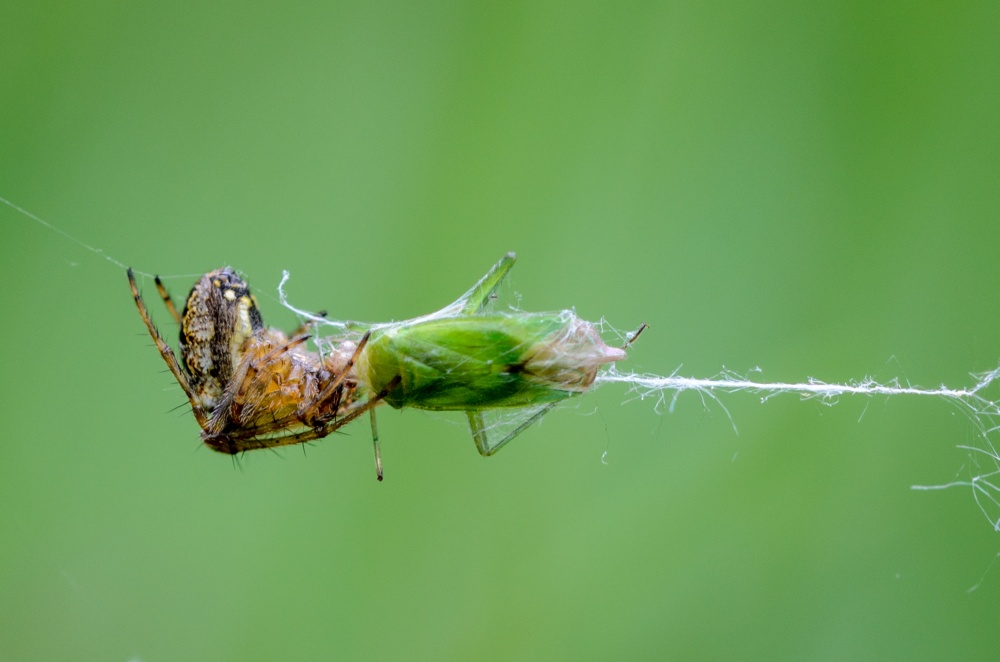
[466,403,557,456]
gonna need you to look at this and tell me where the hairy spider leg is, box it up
[288,310,328,339]
[370,408,383,481]
[314,331,371,407]
[202,331,344,443]
[154,276,182,324]
[305,330,385,479]
[128,268,210,429]
[202,375,401,453]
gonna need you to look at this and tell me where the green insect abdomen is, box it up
[357,312,625,411]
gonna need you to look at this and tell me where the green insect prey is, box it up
[353,253,631,464]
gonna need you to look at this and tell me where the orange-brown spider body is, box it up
[128,267,392,464]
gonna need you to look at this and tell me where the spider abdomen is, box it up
[178,268,264,413]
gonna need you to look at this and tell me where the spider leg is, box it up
[209,375,401,455]
[255,333,311,365]
[128,268,209,428]
[370,408,383,481]
[154,275,183,325]
[310,330,372,411]
[205,378,355,441]
[288,310,327,338]
[204,330,378,454]
[203,332,317,439]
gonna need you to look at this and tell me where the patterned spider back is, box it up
[179,267,264,412]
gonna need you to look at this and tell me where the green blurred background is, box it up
[3,1,999,659]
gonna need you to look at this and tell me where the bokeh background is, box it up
[3,2,1000,659]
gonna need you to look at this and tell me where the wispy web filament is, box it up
[598,365,1000,532]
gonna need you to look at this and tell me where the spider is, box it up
[127,267,398,478]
